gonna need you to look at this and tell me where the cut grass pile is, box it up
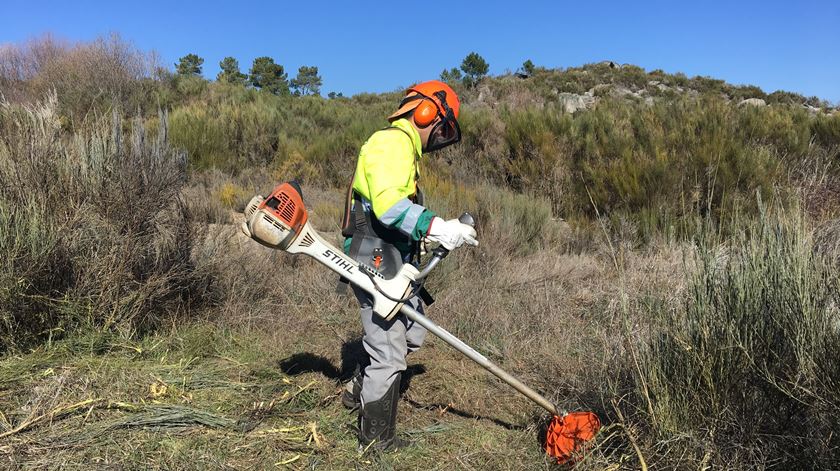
[0,323,582,469]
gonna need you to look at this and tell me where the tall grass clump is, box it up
[636,204,840,468]
[0,93,207,350]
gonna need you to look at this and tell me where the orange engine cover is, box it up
[259,182,308,233]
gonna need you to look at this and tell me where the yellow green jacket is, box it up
[349,118,436,247]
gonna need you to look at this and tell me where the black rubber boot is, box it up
[358,373,410,452]
[341,368,362,410]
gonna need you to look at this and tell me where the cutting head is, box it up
[544,412,601,464]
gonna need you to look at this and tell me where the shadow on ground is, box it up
[404,398,521,431]
[277,337,521,430]
[277,336,427,390]
[278,337,366,382]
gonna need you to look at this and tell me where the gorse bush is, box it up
[167,87,399,183]
[0,94,208,349]
[164,80,839,239]
[473,96,839,233]
[636,205,840,468]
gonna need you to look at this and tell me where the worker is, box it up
[339,80,478,451]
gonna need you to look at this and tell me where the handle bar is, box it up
[416,212,474,280]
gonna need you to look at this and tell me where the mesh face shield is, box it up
[423,90,461,152]
[398,90,462,152]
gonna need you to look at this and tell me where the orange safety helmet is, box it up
[388,80,461,152]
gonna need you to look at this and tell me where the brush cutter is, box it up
[240,181,600,463]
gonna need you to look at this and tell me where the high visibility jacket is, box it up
[350,118,436,246]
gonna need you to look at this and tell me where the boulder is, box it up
[648,81,671,93]
[587,84,611,96]
[476,85,492,103]
[803,105,822,115]
[611,86,637,98]
[738,98,767,107]
[556,93,597,113]
[585,84,643,99]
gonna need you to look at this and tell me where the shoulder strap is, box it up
[383,127,425,264]
[340,176,356,238]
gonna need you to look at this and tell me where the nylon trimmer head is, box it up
[241,181,601,463]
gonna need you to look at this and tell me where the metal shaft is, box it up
[400,304,559,416]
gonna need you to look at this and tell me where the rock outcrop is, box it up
[556,92,597,113]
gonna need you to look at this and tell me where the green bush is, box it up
[159,67,840,245]
[166,85,396,182]
[810,112,840,147]
[459,94,839,235]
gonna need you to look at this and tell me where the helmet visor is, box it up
[424,115,461,152]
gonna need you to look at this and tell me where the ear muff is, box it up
[412,99,439,128]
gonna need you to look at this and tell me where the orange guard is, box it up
[544,412,601,464]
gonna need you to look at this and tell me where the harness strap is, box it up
[337,125,434,304]
[379,126,424,264]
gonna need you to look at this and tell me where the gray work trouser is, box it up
[352,284,427,405]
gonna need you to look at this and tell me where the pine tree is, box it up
[249,57,289,95]
[217,57,247,85]
[176,53,204,76]
[439,67,462,85]
[460,52,489,87]
[290,66,322,96]
[522,59,535,76]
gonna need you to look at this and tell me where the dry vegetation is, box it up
[1,35,840,469]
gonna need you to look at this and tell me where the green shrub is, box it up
[0,199,65,345]
[810,112,840,147]
[166,85,394,181]
[637,206,840,467]
[730,84,767,101]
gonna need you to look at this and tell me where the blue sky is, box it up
[2,0,839,103]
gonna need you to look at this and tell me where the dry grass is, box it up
[3,168,839,468]
[176,179,694,468]
[0,316,564,469]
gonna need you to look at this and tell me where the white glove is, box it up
[426,217,479,251]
